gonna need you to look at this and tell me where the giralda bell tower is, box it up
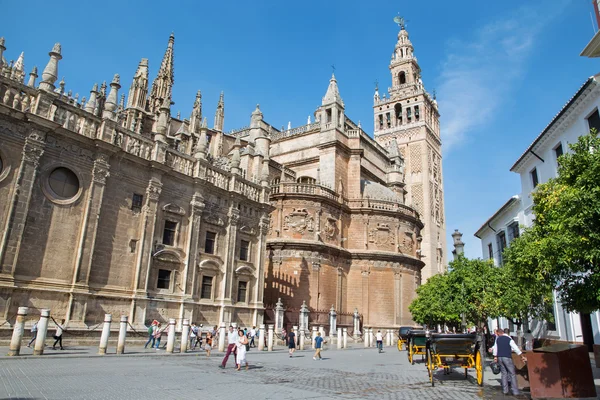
[373,18,447,281]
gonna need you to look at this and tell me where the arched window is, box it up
[394,103,402,126]
[297,176,316,184]
[399,71,406,85]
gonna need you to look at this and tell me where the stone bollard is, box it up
[343,328,348,349]
[258,324,265,351]
[180,319,190,353]
[218,322,226,352]
[364,328,369,347]
[116,315,128,354]
[299,329,305,350]
[311,326,317,349]
[166,318,176,353]
[98,314,112,355]
[267,324,274,351]
[318,325,325,339]
[387,329,393,347]
[33,309,50,356]
[337,327,342,349]
[8,307,28,356]
[370,328,375,347]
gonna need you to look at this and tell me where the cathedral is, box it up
[0,23,445,332]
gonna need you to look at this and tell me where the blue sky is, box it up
[1,0,597,259]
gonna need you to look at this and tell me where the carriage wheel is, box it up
[426,347,434,387]
[408,345,414,364]
[397,339,403,351]
[475,351,484,386]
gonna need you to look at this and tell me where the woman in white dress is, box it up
[236,329,249,371]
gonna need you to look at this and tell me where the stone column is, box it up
[369,328,374,347]
[218,323,226,352]
[184,194,204,297]
[258,324,265,351]
[166,318,176,353]
[8,306,28,356]
[299,300,309,332]
[343,328,348,349]
[353,308,360,340]
[274,298,284,335]
[312,326,317,349]
[299,329,305,350]
[337,327,342,349]
[267,324,274,352]
[180,319,190,353]
[116,315,127,354]
[0,132,44,275]
[319,325,325,340]
[220,207,239,304]
[98,314,112,355]
[329,305,337,338]
[364,327,369,348]
[251,216,269,324]
[33,309,50,356]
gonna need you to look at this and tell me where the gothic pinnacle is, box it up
[27,66,38,87]
[84,83,99,113]
[102,73,121,119]
[39,43,62,92]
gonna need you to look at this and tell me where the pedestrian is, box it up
[282,327,287,346]
[288,327,296,357]
[313,331,326,360]
[197,324,204,348]
[236,329,249,371]
[154,322,163,350]
[205,330,213,357]
[190,322,199,349]
[492,329,527,396]
[376,330,384,353]
[219,326,238,369]
[249,326,256,348]
[52,319,65,350]
[27,320,38,347]
[144,320,157,349]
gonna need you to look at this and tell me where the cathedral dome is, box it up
[360,179,401,202]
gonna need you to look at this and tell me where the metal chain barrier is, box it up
[126,321,149,337]
[49,316,103,337]
[0,312,17,328]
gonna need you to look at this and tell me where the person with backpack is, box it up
[190,322,199,350]
[27,320,38,347]
[154,322,164,350]
[52,319,65,350]
[144,320,157,349]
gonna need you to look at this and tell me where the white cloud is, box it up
[437,2,567,152]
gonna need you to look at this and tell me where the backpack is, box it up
[148,326,153,334]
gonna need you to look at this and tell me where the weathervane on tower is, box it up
[393,14,406,29]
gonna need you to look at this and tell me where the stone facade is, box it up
[372,25,447,281]
[0,24,441,330]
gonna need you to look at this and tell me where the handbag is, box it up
[490,361,501,375]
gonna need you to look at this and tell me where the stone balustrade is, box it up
[347,198,420,219]
[271,182,341,203]
[271,122,320,141]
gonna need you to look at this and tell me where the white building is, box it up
[475,74,600,350]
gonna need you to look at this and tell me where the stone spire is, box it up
[102,74,121,120]
[0,37,5,67]
[322,73,344,107]
[11,52,25,82]
[451,230,465,260]
[27,66,38,87]
[127,58,149,109]
[392,25,414,62]
[190,90,202,133]
[230,136,241,173]
[39,43,62,92]
[214,91,224,131]
[84,83,99,114]
[149,33,175,114]
[373,83,380,103]
[155,97,170,143]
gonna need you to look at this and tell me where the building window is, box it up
[587,109,600,133]
[297,176,316,184]
[157,269,171,289]
[162,220,177,246]
[237,281,248,303]
[487,243,493,260]
[394,103,402,125]
[497,231,507,265]
[546,302,557,331]
[399,71,406,85]
[326,109,332,123]
[48,167,80,199]
[132,193,143,212]
[201,276,213,299]
[508,221,520,243]
[204,231,216,254]
[414,105,420,121]
[378,114,384,129]
[239,240,250,261]
[530,167,539,188]
[407,107,412,122]
[386,112,391,128]
[554,143,563,163]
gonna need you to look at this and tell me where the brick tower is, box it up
[373,21,447,281]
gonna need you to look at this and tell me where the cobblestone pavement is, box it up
[0,344,537,400]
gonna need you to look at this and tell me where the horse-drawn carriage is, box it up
[425,333,484,387]
[397,326,422,351]
[406,330,428,364]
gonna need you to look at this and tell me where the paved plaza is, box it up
[0,344,548,400]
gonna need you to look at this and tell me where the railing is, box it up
[165,149,194,176]
[229,126,251,137]
[235,179,261,202]
[271,182,340,202]
[346,129,359,138]
[203,164,230,191]
[347,198,419,219]
[271,122,320,141]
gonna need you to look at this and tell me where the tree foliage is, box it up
[504,131,600,314]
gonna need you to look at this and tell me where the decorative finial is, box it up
[176,111,181,119]
[51,43,62,55]
[0,37,5,47]
[331,64,336,75]
[433,89,437,100]
[374,79,379,91]
[393,14,406,29]
[111,73,120,85]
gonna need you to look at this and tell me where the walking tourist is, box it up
[249,326,256,348]
[219,326,238,369]
[376,330,384,353]
[190,322,199,349]
[205,330,213,357]
[236,329,249,371]
[145,320,157,349]
[154,322,163,350]
[288,328,296,357]
[492,329,527,396]
[27,320,38,347]
[313,331,326,360]
[52,319,65,350]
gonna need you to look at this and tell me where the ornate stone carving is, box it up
[22,143,44,166]
[240,225,257,235]
[283,208,314,234]
[368,223,396,246]
[46,135,93,161]
[322,216,337,240]
[204,214,225,226]
[400,230,415,253]
[92,155,110,184]
[163,203,186,216]
[228,208,240,226]
[146,179,162,201]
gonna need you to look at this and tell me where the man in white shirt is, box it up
[492,329,527,396]
[375,330,384,353]
[52,319,65,350]
[219,326,238,369]
[249,326,256,348]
